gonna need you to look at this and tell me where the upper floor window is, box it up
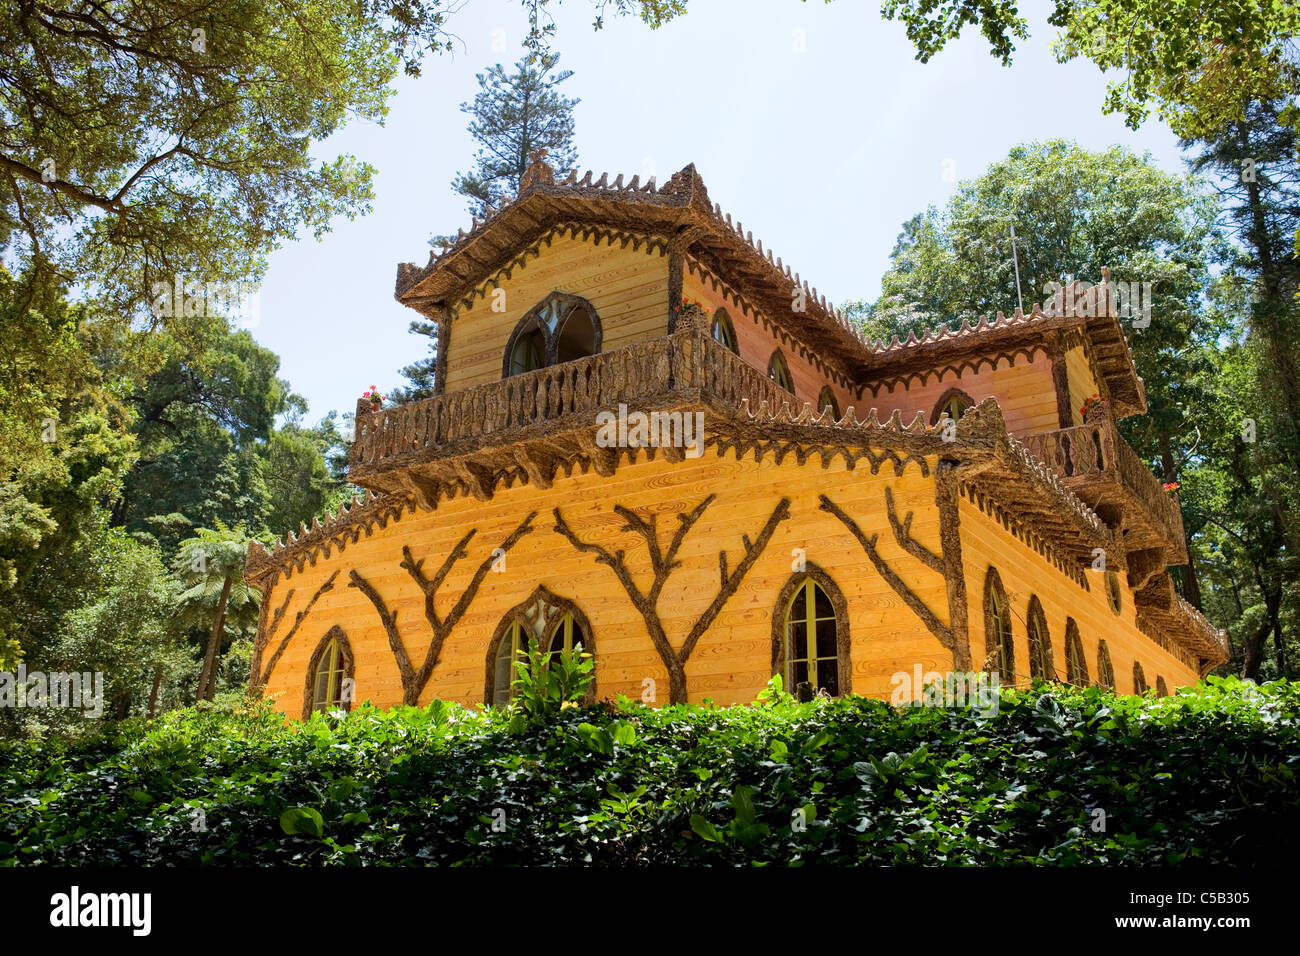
[818,386,841,420]
[503,292,601,378]
[984,568,1015,684]
[711,307,739,355]
[776,569,848,697]
[931,387,974,426]
[487,589,595,706]
[768,349,794,393]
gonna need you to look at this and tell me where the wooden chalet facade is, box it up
[244,155,1228,718]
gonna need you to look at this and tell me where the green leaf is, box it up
[279,807,324,838]
[689,814,723,843]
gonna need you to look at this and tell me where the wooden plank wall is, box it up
[1065,345,1100,426]
[443,234,669,392]
[957,497,1200,691]
[863,351,1061,437]
[257,450,955,715]
[681,269,856,416]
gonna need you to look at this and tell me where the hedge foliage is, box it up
[0,677,1296,866]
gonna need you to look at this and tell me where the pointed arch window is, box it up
[1026,596,1055,680]
[1064,619,1089,686]
[768,349,795,394]
[711,307,740,355]
[1096,639,1116,690]
[486,588,596,706]
[1132,661,1148,695]
[303,627,354,720]
[984,568,1015,684]
[818,386,841,420]
[930,387,974,426]
[502,292,602,378]
[773,566,851,698]
[1156,676,1168,697]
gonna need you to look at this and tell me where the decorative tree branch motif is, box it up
[250,570,339,691]
[820,470,972,669]
[553,494,791,703]
[349,512,537,705]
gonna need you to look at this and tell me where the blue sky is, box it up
[252,0,1186,421]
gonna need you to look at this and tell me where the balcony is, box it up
[1020,420,1188,570]
[349,329,795,500]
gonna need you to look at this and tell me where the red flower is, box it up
[1162,481,1180,491]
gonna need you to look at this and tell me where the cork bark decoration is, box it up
[348,512,537,705]
[553,494,792,703]
[250,570,339,691]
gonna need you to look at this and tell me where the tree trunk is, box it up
[1242,588,1281,680]
[147,667,163,718]
[198,575,233,700]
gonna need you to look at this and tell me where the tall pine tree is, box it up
[395,54,580,403]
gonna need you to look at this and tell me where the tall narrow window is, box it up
[779,575,844,697]
[502,293,602,378]
[1026,596,1055,680]
[984,568,1015,684]
[711,308,739,355]
[768,349,794,393]
[1156,676,1168,697]
[818,385,841,420]
[303,627,353,720]
[486,589,595,706]
[1064,619,1089,686]
[1096,640,1116,689]
[1132,661,1148,695]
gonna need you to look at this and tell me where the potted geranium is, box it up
[1080,394,1108,422]
[362,385,385,409]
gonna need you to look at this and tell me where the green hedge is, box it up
[1,677,1296,865]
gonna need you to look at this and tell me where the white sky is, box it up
[251,0,1185,420]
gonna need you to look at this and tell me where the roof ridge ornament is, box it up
[520,148,555,192]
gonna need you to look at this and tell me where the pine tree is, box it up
[446,53,579,220]
[399,54,580,402]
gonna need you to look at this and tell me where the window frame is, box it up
[929,387,975,426]
[1096,639,1116,689]
[984,567,1016,685]
[1026,595,1055,681]
[501,292,602,379]
[1132,660,1148,695]
[711,307,740,355]
[767,349,795,394]
[1064,618,1089,686]
[771,564,852,697]
[484,587,597,706]
[818,385,841,420]
[302,626,355,720]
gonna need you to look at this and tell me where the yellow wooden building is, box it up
[244,156,1227,718]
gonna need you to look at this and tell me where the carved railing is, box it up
[1020,420,1184,550]
[352,330,794,470]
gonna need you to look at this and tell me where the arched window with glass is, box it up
[1096,639,1116,690]
[486,589,595,706]
[773,567,850,698]
[502,292,601,378]
[1026,596,1055,680]
[303,627,354,720]
[1156,676,1168,697]
[818,385,841,420]
[984,568,1015,685]
[1132,660,1148,695]
[768,349,795,394]
[711,307,739,355]
[930,387,974,426]
[1064,619,1089,686]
